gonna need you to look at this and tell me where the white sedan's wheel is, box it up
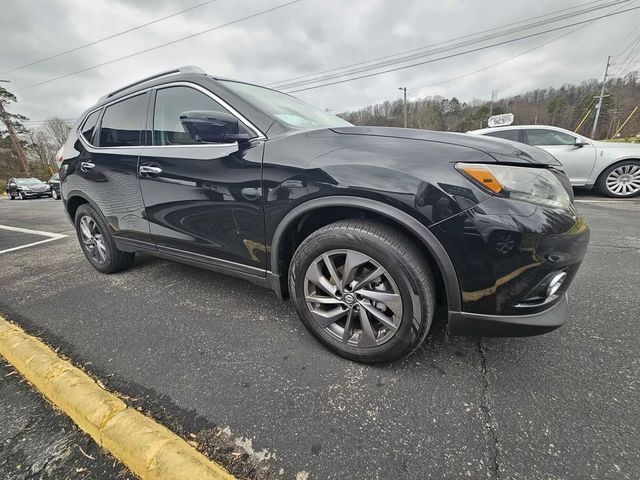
[597,161,640,198]
[606,165,640,196]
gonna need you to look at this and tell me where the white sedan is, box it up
[468,125,640,198]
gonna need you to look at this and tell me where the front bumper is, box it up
[448,293,569,336]
[430,196,589,336]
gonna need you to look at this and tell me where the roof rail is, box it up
[98,66,205,102]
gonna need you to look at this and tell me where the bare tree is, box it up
[44,117,71,148]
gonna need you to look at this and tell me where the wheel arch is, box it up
[593,156,640,183]
[269,196,461,311]
[64,191,104,224]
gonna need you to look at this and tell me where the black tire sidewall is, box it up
[289,227,430,363]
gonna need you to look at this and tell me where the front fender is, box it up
[269,195,462,312]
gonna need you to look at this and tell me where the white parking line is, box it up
[0,225,68,254]
[574,199,640,204]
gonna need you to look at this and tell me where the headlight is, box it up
[455,163,571,209]
[21,186,31,191]
[45,184,51,190]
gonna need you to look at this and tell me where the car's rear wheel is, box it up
[289,220,435,363]
[596,160,640,197]
[74,204,135,274]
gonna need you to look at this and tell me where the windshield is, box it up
[220,81,352,130]
[15,178,44,186]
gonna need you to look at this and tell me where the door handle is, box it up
[80,161,95,172]
[139,165,162,176]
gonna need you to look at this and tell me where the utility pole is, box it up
[398,87,407,128]
[591,56,612,139]
[489,89,498,116]
[0,80,30,175]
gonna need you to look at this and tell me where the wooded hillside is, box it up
[339,72,640,139]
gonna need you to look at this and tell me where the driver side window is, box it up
[525,129,576,146]
[153,86,249,145]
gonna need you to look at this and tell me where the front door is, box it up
[137,85,266,273]
[523,129,597,185]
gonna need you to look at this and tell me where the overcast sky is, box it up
[1,0,638,125]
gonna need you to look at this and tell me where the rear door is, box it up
[78,93,153,245]
[137,84,266,273]
[523,129,596,185]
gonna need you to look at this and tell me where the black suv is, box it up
[59,66,589,363]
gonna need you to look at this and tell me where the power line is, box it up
[267,0,614,88]
[613,31,640,76]
[2,0,221,75]
[270,0,631,90]
[408,26,588,91]
[283,5,640,94]
[16,0,304,92]
[408,0,633,92]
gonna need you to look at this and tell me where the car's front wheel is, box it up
[18,191,25,200]
[51,189,59,200]
[289,220,435,363]
[596,160,640,197]
[74,204,135,274]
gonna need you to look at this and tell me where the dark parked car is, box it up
[59,66,589,363]
[48,173,61,200]
[6,177,52,199]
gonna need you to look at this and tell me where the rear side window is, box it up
[525,129,576,146]
[153,86,247,145]
[81,110,100,143]
[99,94,148,147]
[485,129,522,143]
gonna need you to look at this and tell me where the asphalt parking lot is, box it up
[0,192,638,480]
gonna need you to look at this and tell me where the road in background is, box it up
[0,194,638,479]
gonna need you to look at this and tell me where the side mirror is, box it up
[179,110,251,144]
[574,138,588,148]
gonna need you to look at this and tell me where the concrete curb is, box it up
[0,316,234,480]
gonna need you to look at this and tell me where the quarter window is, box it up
[485,129,522,143]
[81,110,100,143]
[525,129,576,146]
[153,86,248,145]
[99,94,148,147]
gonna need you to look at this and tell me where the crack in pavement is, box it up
[478,339,501,479]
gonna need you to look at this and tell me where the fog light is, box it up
[546,272,567,297]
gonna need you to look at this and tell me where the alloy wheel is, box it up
[79,215,108,264]
[303,249,404,347]
[606,165,640,196]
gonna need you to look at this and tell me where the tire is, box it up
[74,204,135,274]
[289,220,435,363]
[18,191,25,200]
[52,190,60,200]
[596,160,640,198]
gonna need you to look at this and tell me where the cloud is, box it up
[1,0,637,123]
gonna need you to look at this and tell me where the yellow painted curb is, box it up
[0,316,234,480]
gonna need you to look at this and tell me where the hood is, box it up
[331,126,561,166]
[592,140,640,150]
